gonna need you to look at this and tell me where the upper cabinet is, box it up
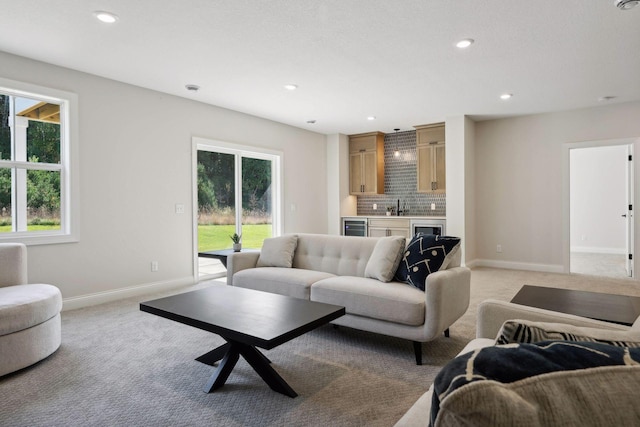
[415,123,445,193]
[349,132,385,195]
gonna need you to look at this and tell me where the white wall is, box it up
[0,51,327,305]
[326,133,353,235]
[570,145,627,253]
[445,116,475,265]
[474,101,640,273]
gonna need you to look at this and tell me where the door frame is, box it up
[562,137,638,277]
[191,136,283,280]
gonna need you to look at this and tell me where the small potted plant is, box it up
[230,233,242,252]
[386,206,394,216]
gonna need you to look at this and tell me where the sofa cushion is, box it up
[256,234,298,268]
[431,341,640,427]
[0,284,62,336]
[233,267,335,300]
[292,234,378,277]
[496,319,640,347]
[395,234,461,291]
[364,236,406,282]
[310,276,425,326]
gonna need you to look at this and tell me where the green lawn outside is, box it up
[0,225,60,232]
[198,224,271,252]
[0,224,270,252]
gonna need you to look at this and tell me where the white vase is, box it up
[233,243,242,252]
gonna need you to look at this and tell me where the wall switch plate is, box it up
[496,244,502,253]
[151,261,159,272]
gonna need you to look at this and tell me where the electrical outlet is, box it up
[496,244,502,253]
[430,203,436,210]
[175,204,185,214]
[373,203,377,210]
[151,261,159,272]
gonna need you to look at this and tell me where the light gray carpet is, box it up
[1,268,638,426]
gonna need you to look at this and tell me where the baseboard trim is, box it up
[570,246,626,255]
[62,276,195,312]
[467,259,564,274]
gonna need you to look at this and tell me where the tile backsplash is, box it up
[356,130,446,217]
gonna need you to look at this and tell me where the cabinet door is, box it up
[349,153,363,194]
[389,228,411,238]
[368,227,389,238]
[433,142,446,193]
[417,145,434,193]
[361,151,378,193]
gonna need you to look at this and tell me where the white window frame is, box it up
[191,136,283,263]
[0,77,79,245]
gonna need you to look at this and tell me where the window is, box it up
[193,138,282,254]
[0,78,78,244]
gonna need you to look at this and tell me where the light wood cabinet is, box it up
[349,132,385,195]
[368,218,411,238]
[415,123,445,193]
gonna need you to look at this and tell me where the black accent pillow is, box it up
[394,234,460,291]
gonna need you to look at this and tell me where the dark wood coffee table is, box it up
[511,285,640,326]
[140,286,344,397]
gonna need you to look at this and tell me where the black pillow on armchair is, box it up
[395,234,460,291]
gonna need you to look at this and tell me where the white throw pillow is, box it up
[364,236,406,282]
[256,234,298,268]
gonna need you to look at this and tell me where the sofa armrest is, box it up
[226,252,261,286]
[423,266,471,339]
[0,243,28,287]
[476,299,630,339]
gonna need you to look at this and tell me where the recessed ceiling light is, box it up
[284,84,298,91]
[185,84,200,92]
[94,11,119,23]
[598,95,617,102]
[500,93,513,100]
[456,39,474,49]
[367,116,376,121]
[615,0,639,10]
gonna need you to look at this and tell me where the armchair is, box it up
[0,243,62,377]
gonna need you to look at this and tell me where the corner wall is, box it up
[473,101,640,274]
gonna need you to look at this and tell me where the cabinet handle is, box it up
[429,141,438,145]
[431,182,436,190]
[359,149,366,152]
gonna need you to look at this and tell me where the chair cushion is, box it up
[311,276,425,326]
[431,341,640,426]
[233,267,335,300]
[0,284,62,336]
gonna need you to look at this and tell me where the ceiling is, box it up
[1,0,639,135]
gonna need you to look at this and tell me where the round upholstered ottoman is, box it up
[0,283,62,377]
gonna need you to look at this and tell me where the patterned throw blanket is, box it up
[430,341,640,426]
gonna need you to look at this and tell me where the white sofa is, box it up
[226,233,471,364]
[395,298,640,426]
[0,243,62,377]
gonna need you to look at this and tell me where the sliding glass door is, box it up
[195,140,281,257]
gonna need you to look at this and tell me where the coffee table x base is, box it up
[195,341,296,397]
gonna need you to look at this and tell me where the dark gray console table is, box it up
[511,285,640,326]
